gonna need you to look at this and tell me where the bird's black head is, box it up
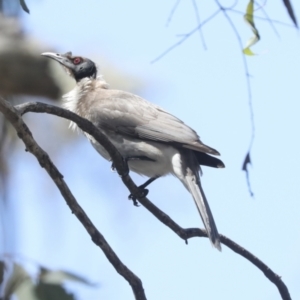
[41,51,97,82]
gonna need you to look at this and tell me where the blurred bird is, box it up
[42,52,225,250]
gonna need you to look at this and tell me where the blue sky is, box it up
[3,0,300,299]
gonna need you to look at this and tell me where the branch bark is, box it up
[0,97,147,300]
[0,98,292,300]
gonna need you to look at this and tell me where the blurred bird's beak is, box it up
[41,52,74,77]
[42,52,64,62]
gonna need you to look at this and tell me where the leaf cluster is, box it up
[0,260,96,300]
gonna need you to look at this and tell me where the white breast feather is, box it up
[62,76,108,130]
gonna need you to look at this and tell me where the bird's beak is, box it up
[41,52,76,78]
[42,52,64,62]
[41,52,73,68]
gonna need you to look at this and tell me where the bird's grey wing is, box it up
[89,91,220,155]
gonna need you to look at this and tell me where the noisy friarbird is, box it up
[42,52,225,250]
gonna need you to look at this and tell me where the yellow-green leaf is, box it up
[243,47,255,56]
[243,0,260,55]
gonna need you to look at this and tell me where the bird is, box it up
[41,51,225,250]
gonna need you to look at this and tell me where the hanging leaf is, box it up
[4,263,32,299]
[242,152,254,197]
[242,152,251,171]
[282,0,298,28]
[34,282,75,300]
[243,0,260,56]
[19,0,30,14]
[39,267,97,286]
[15,278,39,300]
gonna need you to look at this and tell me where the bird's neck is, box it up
[62,76,109,130]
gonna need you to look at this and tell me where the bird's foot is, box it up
[127,177,158,206]
[128,187,149,207]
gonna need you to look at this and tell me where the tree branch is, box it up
[191,0,207,50]
[151,8,221,64]
[0,97,147,300]
[1,99,291,300]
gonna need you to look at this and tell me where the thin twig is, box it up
[220,235,291,299]
[256,1,281,38]
[152,9,221,64]
[166,0,181,27]
[215,0,255,197]
[191,0,207,50]
[11,100,292,300]
[0,98,147,300]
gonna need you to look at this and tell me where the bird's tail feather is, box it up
[184,174,221,251]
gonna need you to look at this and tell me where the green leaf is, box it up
[39,267,96,286]
[243,0,260,56]
[15,279,39,300]
[4,263,32,299]
[19,0,30,14]
[34,282,75,300]
[243,48,255,56]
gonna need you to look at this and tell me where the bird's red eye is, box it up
[73,57,82,65]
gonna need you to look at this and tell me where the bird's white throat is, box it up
[62,76,109,130]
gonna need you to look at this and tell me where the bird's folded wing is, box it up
[89,91,220,155]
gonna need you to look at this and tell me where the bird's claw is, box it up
[128,196,140,207]
[128,188,149,206]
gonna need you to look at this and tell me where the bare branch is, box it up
[12,101,292,300]
[191,0,207,50]
[220,235,291,300]
[152,9,221,64]
[0,97,147,300]
[254,0,280,38]
[166,0,181,27]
